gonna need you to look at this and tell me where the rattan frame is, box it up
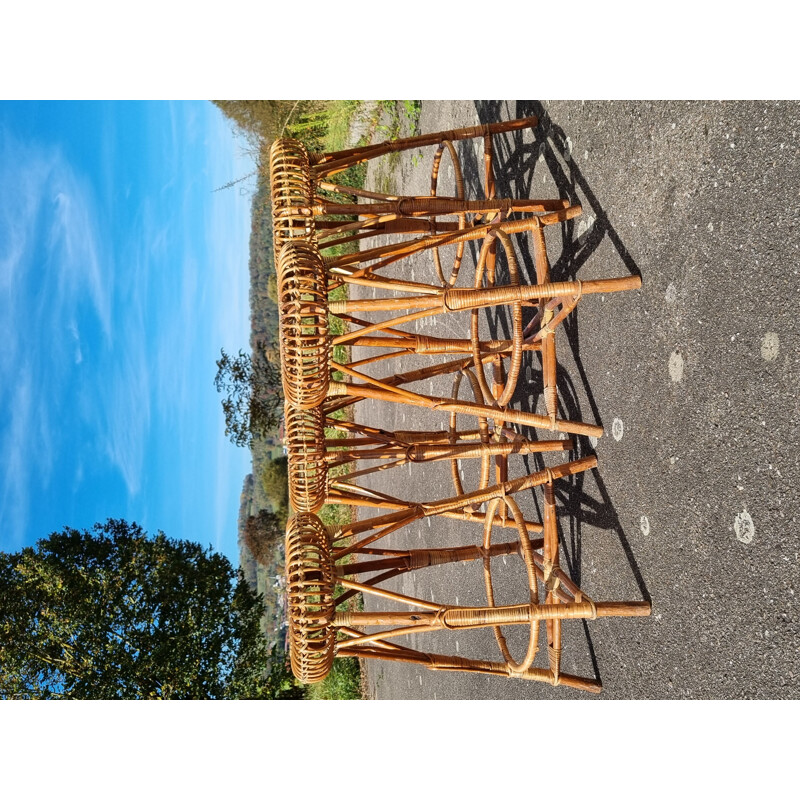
[272,113,651,694]
[285,466,651,691]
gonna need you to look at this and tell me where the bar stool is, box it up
[273,115,652,695]
[277,238,636,444]
[269,115,571,285]
[285,458,651,692]
[284,402,569,518]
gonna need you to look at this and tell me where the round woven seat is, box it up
[285,513,336,684]
[269,138,314,266]
[285,404,327,513]
[278,240,329,410]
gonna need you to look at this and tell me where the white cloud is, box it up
[0,130,117,548]
[0,370,34,550]
[47,170,113,343]
[205,104,255,353]
[68,320,83,365]
[101,336,151,497]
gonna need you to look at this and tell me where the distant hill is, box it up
[236,161,288,653]
[237,473,258,592]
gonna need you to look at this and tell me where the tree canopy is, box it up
[0,519,274,699]
[214,347,283,449]
[243,509,285,566]
[259,456,289,521]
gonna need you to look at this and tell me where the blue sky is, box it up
[0,101,255,564]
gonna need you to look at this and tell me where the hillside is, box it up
[237,163,288,653]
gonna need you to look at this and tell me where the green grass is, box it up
[376,99,422,140]
[304,656,362,700]
[322,100,368,151]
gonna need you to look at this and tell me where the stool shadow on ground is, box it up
[448,99,651,685]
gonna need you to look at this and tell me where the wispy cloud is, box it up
[101,336,151,497]
[47,168,113,343]
[1,103,257,561]
[0,127,114,548]
[205,106,254,352]
[68,320,83,365]
[0,369,33,550]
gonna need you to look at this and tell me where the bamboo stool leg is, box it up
[309,116,541,178]
[327,376,604,439]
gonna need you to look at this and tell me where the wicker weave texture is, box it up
[285,513,336,684]
[269,138,314,264]
[285,405,327,514]
[278,240,330,409]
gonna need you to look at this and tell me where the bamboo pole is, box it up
[328,379,604,438]
[310,116,540,177]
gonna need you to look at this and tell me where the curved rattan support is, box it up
[430,139,467,285]
[285,513,336,684]
[530,219,558,424]
[269,139,314,265]
[285,405,327,513]
[449,368,491,502]
[470,229,524,408]
[482,495,540,673]
[278,240,330,409]
[541,480,562,680]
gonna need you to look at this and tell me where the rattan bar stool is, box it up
[284,402,569,518]
[278,237,635,443]
[285,458,651,692]
[276,232,574,519]
[270,115,571,285]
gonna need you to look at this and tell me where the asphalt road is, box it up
[351,100,800,700]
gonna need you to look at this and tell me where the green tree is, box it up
[213,100,329,150]
[214,347,283,449]
[0,519,273,699]
[242,510,284,566]
[260,456,289,521]
[264,643,305,700]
